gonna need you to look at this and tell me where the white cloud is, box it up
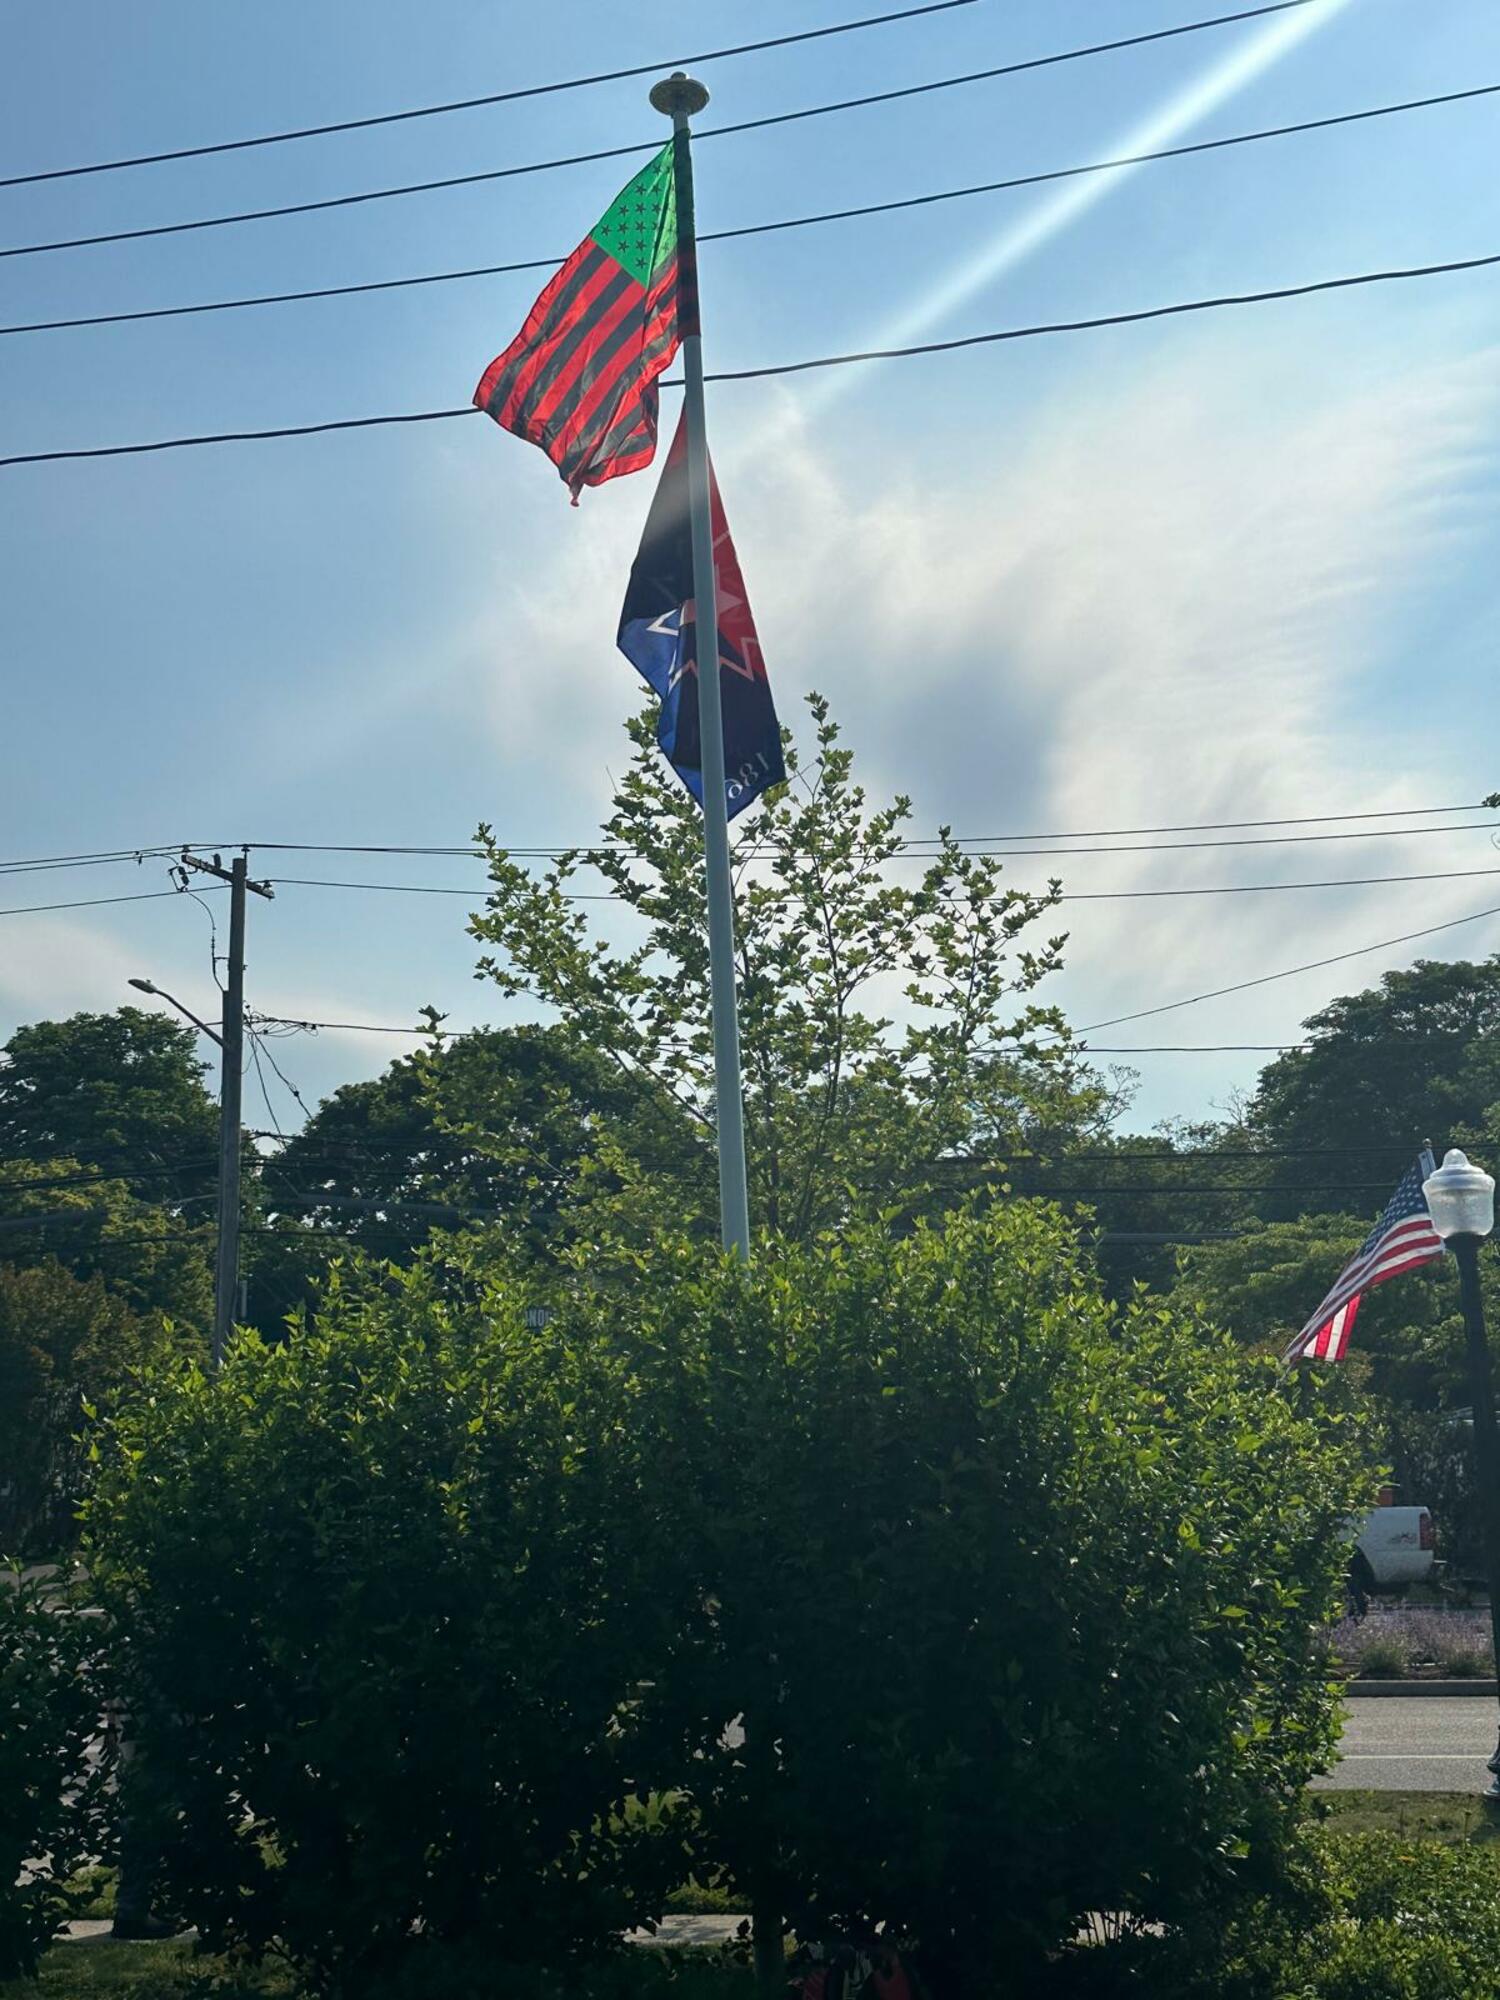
[7,328,1495,1132]
[0,916,147,1020]
[454,325,1499,1102]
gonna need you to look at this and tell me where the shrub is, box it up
[0,1567,114,1978]
[84,1265,698,1996]
[1330,1607,1495,1679]
[1358,1637,1409,1678]
[1440,1645,1492,1679]
[578,1207,1374,1996]
[1100,1829,1500,1999]
[87,1209,1373,2000]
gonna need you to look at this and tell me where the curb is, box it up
[1344,1679,1498,1698]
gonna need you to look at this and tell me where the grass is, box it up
[64,1871,118,1923]
[664,1882,746,1916]
[0,1942,292,1998]
[1313,1790,1500,1846]
[1,1941,753,2000]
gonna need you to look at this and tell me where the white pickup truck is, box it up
[1351,1503,1435,1594]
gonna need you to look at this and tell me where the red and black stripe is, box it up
[474,242,680,499]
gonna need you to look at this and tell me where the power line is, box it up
[244,1024,313,1124]
[243,825,1500,873]
[260,862,1500,905]
[7,250,1496,471]
[8,79,1494,338]
[0,801,1491,876]
[709,251,1500,382]
[0,4,1315,262]
[932,1179,1397,1194]
[0,843,238,877]
[0,2,981,187]
[0,138,654,264]
[0,886,224,918]
[889,1144,1422,1166]
[6,1130,1411,1165]
[1078,899,1500,1033]
[889,821,1500,855]
[2,810,1496,915]
[927,803,1500,843]
[4,823,1496,904]
[253,1017,458,1038]
[0,406,474,469]
[0,1159,217,1198]
[1084,1043,1305,1053]
[1052,866,1500,902]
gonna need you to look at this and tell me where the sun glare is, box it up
[784,0,1359,420]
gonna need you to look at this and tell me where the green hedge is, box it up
[1064,1829,1500,1998]
[85,1207,1373,1997]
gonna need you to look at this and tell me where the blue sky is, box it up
[2,0,1498,1137]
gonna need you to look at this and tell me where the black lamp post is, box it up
[1423,1147,1499,1797]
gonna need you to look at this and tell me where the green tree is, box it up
[468,696,1106,1247]
[0,1259,168,1555]
[1175,1219,1500,1571]
[0,1157,213,1334]
[0,1008,220,1209]
[979,1118,1253,1301]
[270,1023,688,1261]
[0,1569,115,1978]
[1247,957,1500,1219]
[1175,1219,1500,1410]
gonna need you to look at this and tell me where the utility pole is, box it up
[181,852,274,1367]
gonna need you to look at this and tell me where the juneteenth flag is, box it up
[618,410,785,819]
[473,145,680,500]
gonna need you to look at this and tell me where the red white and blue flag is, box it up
[617,410,784,820]
[1284,1154,1444,1364]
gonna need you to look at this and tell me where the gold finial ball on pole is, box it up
[649,70,709,119]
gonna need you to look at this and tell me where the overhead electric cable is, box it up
[922,801,1500,842]
[0,843,234,877]
[0,1159,218,1197]
[6,250,1495,469]
[932,1180,1397,1195]
[1081,1043,1305,1053]
[0,800,1490,878]
[0,886,223,918]
[253,1017,460,1037]
[1077,900,1500,1033]
[0,2,982,186]
[703,251,1500,382]
[8,848,1500,919]
[0,3,1324,261]
[261,862,1500,904]
[1051,865,1500,901]
[7,79,1493,338]
[248,819,1500,863]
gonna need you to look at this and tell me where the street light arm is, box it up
[127,977,224,1049]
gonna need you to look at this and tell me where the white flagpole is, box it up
[650,71,752,1260]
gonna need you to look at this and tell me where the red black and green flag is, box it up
[473,145,680,501]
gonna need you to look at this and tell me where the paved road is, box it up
[1317,1697,1500,1791]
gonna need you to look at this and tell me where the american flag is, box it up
[1284,1154,1445,1364]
